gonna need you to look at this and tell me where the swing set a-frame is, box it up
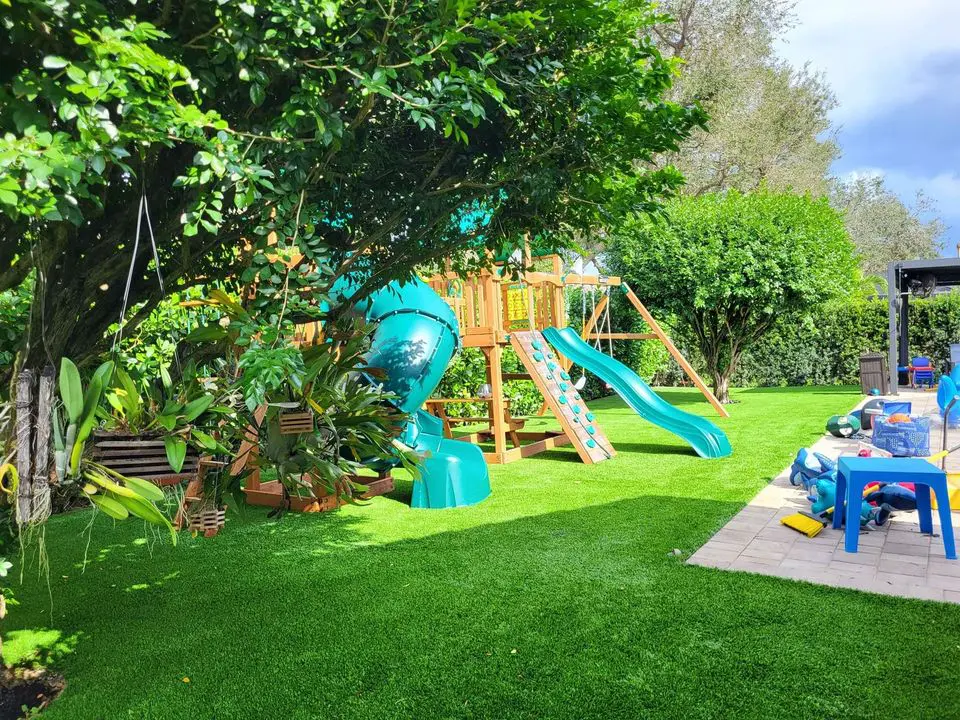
[421,243,728,466]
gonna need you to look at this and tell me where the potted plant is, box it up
[95,362,234,486]
[52,358,176,542]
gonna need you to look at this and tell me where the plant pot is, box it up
[278,410,315,435]
[91,431,199,486]
[187,504,227,536]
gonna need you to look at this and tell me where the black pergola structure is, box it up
[887,258,960,393]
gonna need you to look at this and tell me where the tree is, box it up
[831,174,945,276]
[651,0,837,195]
[0,0,704,373]
[610,190,858,402]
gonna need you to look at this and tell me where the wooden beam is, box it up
[621,284,730,419]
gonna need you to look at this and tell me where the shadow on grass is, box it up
[9,490,960,720]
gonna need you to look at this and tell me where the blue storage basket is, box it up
[872,416,930,457]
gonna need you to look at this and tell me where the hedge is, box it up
[433,291,960,408]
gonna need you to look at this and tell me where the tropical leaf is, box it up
[164,435,187,473]
[59,357,83,423]
[121,475,166,503]
[89,492,129,520]
[191,428,218,450]
[183,394,213,422]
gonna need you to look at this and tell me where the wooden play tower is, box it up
[422,248,726,466]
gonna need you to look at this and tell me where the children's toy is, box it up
[780,509,828,538]
[937,376,960,426]
[869,387,881,396]
[882,401,912,416]
[864,482,917,526]
[789,448,836,491]
[872,415,931,457]
[809,477,875,526]
[826,414,861,438]
[860,398,885,431]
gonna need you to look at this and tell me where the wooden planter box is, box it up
[278,410,314,435]
[91,431,199,486]
[243,472,395,513]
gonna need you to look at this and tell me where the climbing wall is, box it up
[510,330,615,465]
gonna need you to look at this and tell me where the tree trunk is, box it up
[711,370,731,405]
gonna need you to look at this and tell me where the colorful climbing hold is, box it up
[585,412,595,422]
[572,406,581,414]
[557,395,567,404]
[586,439,596,448]
[533,352,544,362]
[559,382,569,391]
[560,372,570,380]
[586,426,596,435]
[547,353,555,359]
[547,362,557,371]
[532,341,542,350]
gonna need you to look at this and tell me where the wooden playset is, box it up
[421,247,727,466]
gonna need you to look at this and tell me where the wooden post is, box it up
[231,403,268,489]
[482,346,508,460]
[15,369,34,524]
[621,283,729,418]
[29,367,54,522]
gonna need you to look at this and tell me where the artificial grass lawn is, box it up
[5,386,960,719]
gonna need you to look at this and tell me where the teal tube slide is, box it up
[333,276,491,509]
[542,327,732,459]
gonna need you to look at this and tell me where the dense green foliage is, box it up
[611,190,858,401]
[1,0,703,369]
[11,388,960,720]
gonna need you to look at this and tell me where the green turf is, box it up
[5,386,960,719]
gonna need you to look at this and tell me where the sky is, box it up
[777,0,960,255]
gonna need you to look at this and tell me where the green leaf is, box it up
[191,428,218,450]
[0,189,16,206]
[160,366,172,392]
[59,357,83,423]
[121,475,166,503]
[156,414,177,432]
[164,435,187,473]
[89,492,129,520]
[42,56,69,69]
[183,394,214,422]
[184,325,228,343]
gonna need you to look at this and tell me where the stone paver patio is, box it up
[689,389,960,603]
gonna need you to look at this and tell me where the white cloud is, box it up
[778,0,960,126]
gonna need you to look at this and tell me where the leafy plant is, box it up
[99,362,235,473]
[53,359,177,543]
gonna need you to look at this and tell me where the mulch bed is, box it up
[0,667,65,719]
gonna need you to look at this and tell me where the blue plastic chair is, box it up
[834,456,956,559]
[911,356,935,388]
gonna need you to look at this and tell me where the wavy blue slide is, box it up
[543,326,732,459]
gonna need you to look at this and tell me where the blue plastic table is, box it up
[834,456,956,559]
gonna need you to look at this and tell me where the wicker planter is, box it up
[187,505,227,535]
[91,431,199,486]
